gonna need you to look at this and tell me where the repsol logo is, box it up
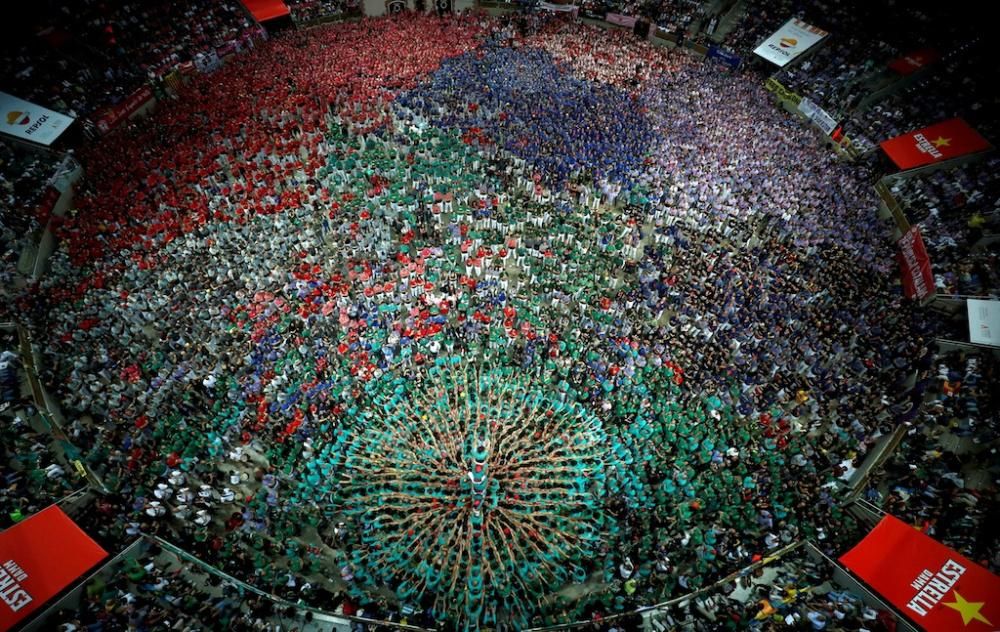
[24,114,50,135]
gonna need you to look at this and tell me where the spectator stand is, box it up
[762,77,859,161]
[19,151,82,281]
[852,37,983,131]
[515,541,803,631]
[1,322,91,529]
[149,534,434,631]
[523,539,913,632]
[703,0,742,45]
[287,0,364,28]
[8,491,435,630]
[843,44,997,164]
[798,540,920,632]
[6,320,106,494]
[874,149,997,317]
[770,15,961,128]
[851,339,1000,570]
[0,141,80,282]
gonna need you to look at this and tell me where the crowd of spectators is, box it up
[863,345,1000,573]
[887,156,1000,298]
[765,2,957,113]
[51,542,326,632]
[1,0,257,120]
[0,141,70,280]
[0,327,78,529]
[604,0,704,32]
[286,0,355,25]
[0,5,995,631]
[842,42,996,152]
[643,545,901,630]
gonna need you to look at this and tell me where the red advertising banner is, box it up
[897,226,935,301]
[240,0,291,22]
[888,48,939,75]
[91,85,154,135]
[880,117,992,171]
[0,506,107,630]
[841,515,1000,631]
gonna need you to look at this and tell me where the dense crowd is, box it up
[864,345,1000,572]
[0,326,78,529]
[1,143,57,280]
[842,43,997,154]
[286,0,355,24]
[603,0,703,31]
[1,6,995,632]
[647,546,901,631]
[886,156,1000,298]
[51,540,326,632]
[1,0,257,120]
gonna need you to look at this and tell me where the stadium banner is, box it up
[880,118,992,171]
[240,0,291,22]
[888,49,939,76]
[0,92,75,146]
[605,13,637,27]
[539,2,579,12]
[91,86,154,135]
[0,506,108,630]
[967,298,1000,347]
[797,97,838,135]
[753,18,829,67]
[840,515,1000,631]
[707,45,741,69]
[897,226,934,301]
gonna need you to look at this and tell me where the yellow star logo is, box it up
[931,136,952,148]
[943,591,991,626]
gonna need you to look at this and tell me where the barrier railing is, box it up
[764,78,862,162]
[874,178,910,233]
[13,321,106,492]
[524,541,805,631]
[802,540,921,632]
[150,535,435,631]
[841,421,911,502]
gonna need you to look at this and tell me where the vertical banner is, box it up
[0,92,75,146]
[841,515,1000,631]
[897,226,935,301]
[0,506,107,630]
[753,18,828,67]
[880,118,992,171]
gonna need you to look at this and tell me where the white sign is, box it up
[754,18,828,67]
[797,97,839,135]
[0,92,75,146]
[539,2,578,11]
[967,299,1000,347]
